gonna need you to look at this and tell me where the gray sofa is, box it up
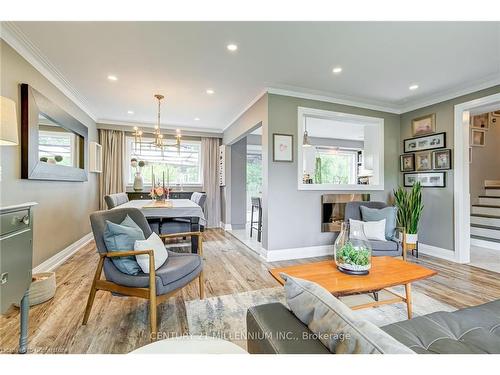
[344,201,402,257]
[247,300,500,354]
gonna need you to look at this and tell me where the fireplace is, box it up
[321,194,370,232]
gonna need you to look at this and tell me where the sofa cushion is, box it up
[103,215,144,275]
[381,299,500,354]
[282,273,413,354]
[360,205,397,240]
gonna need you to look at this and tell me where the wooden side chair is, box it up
[83,208,204,338]
[250,197,262,242]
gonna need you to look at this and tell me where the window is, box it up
[247,145,262,213]
[38,130,79,167]
[315,147,358,185]
[126,137,202,186]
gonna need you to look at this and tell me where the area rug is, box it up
[185,286,455,350]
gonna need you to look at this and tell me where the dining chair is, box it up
[83,207,204,338]
[104,192,129,209]
[250,197,262,242]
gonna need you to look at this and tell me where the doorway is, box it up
[454,92,500,267]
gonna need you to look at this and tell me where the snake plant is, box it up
[393,182,424,234]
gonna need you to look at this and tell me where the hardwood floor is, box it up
[1,229,499,354]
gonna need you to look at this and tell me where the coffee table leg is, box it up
[405,283,413,319]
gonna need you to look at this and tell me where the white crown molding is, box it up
[97,119,223,136]
[398,74,500,114]
[1,22,97,121]
[223,89,268,132]
[267,87,402,114]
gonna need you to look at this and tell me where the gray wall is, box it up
[400,85,500,251]
[0,40,99,267]
[229,138,247,230]
[223,94,268,145]
[470,111,500,202]
[265,93,401,253]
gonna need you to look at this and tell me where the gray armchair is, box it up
[83,208,204,337]
[104,192,129,209]
[344,201,402,257]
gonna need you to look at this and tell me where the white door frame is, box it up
[454,92,500,263]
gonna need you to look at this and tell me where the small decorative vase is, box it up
[334,222,372,275]
[133,173,144,192]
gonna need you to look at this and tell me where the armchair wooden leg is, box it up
[82,257,104,325]
[149,255,157,340]
[199,272,205,299]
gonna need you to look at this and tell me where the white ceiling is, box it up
[4,21,500,132]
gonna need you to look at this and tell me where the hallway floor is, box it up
[470,245,500,273]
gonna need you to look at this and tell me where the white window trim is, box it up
[297,107,384,191]
[125,136,203,187]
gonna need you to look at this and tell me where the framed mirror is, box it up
[297,107,384,191]
[21,83,88,181]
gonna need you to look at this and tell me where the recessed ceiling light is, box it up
[206,89,215,95]
[107,75,118,81]
[332,67,342,74]
[194,117,200,121]
[127,110,134,115]
[227,43,238,52]
[409,84,419,90]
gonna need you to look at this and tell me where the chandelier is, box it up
[131,94,181,156]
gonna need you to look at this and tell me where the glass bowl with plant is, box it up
[334,222,372,275]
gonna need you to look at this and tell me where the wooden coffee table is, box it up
[269,256,436,319]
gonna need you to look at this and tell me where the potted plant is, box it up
[131,158,146,191]
[393,182,424,244]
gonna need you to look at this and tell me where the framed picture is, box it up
[415,151,432,171]
[470,113,489,130]
[400,154,415,172]
[404,132,446,153]
[433,149,452,170]
[273,133,293,162]
[404,172,446,188]
[470,129,485,147]
[412,113,436,136]
[489,111,499,127]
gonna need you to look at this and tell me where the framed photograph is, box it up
[433,149,452,170]
[470,113,489,130]
[404,172,446,188]
[470,129,485,147]
[489,111,499,127]
[415,151,432,171]
[404,132,446,153]
[400,154,415,172]
[273,133,293,162]
[412,113,436,136]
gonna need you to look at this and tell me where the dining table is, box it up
[114,199,206,253]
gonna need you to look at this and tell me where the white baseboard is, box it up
[417,243,456,262]
[471,238,500,251]
[32,233,93,274]
[261,244,334,262]
[220,222,232,231]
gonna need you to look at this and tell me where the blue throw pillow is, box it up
[360,206,397,241]
[103,215,145,275]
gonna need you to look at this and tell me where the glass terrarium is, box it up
[334,222,372,275]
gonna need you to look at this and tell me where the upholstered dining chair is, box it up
[83,208,204,337]
[104,192,129,209]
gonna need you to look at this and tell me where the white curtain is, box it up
[201,137,221,228]
[98,129,126,210]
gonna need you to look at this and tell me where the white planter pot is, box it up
[406,233,418,244]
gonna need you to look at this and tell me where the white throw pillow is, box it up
[349,218,387,242]
[134,232,168,273]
